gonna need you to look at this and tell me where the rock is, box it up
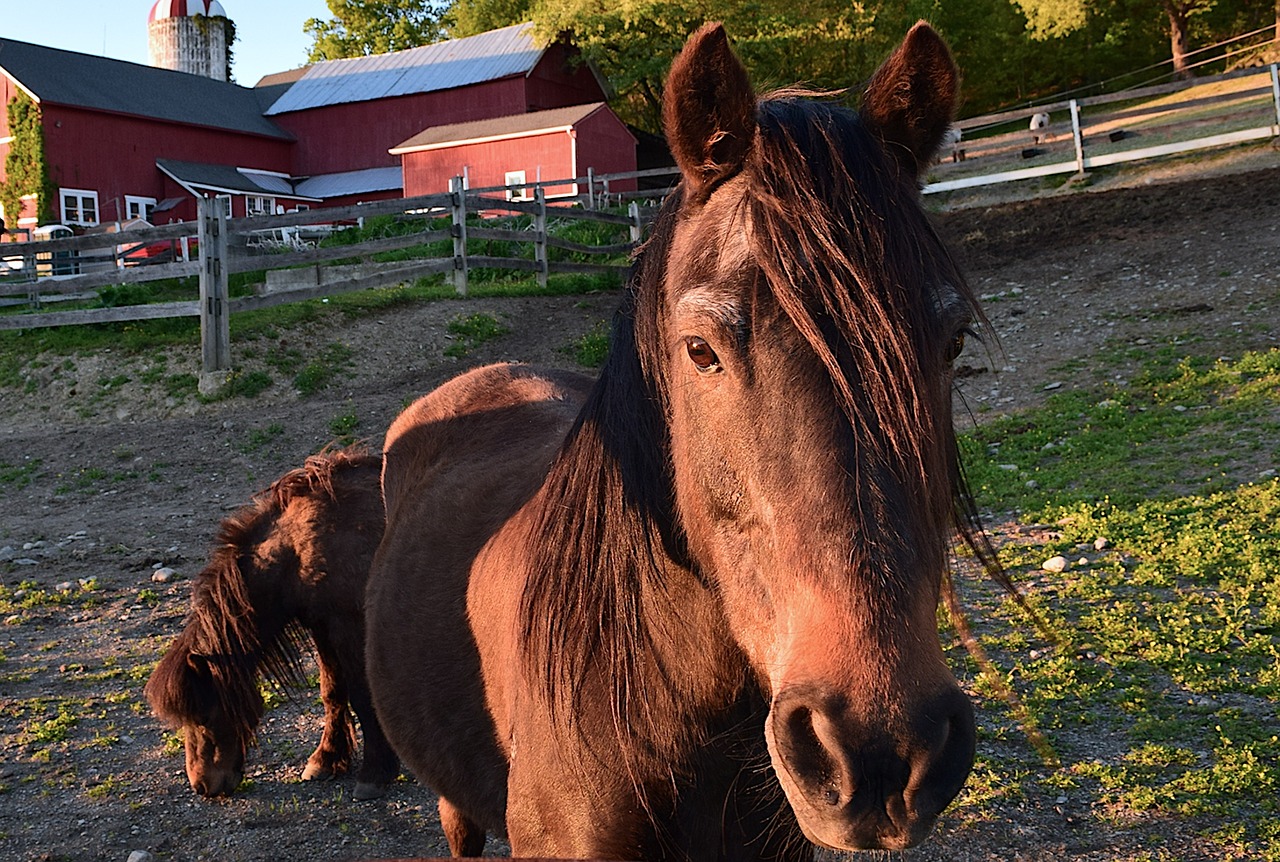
[1043,381,1063,391]
[55,581,74,592]
[127,852,155,862]
[1042,555,1069,573]
[0,546,15,562]
[1077,556,1090,566]
[1094,536,1109,551]
[151,568,176,584]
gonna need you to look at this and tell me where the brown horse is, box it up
[368,21,991,860]
[145,447,398,800]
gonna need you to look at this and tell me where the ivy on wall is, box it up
[2,91,56,226]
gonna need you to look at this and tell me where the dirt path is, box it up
[1,159,1277,862]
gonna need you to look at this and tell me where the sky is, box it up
[1,0,333,86]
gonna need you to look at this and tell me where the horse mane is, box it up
[518,93,1002,763]
[149,445,381,741]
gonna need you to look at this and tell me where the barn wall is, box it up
[575,110,638,192]
[41,106,293,223]
[402,131,577,198]
[274,78,529,176]
[524,43,608,112]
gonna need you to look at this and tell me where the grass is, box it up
[443,312,510,358]
[946,345,1280,858]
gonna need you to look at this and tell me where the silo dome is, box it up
[147,0,231,81]
[149,0,227,22]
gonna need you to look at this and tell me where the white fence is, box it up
[923,63,1280,195]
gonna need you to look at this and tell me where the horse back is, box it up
[367,363,592,834]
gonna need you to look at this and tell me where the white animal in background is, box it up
[1030,111,1051,144]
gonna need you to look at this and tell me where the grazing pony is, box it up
[368,21,991,860]
[145,447,398,800]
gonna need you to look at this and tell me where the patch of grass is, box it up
[0,459,41,488]
[945,346,1280,858]
[443,313,509,358]
[293,342,354,396]
[567,323,610,368]
[223,369,273,399]
[241,422,285,453]
[327,409,360,444]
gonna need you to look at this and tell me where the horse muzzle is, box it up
[765,682,975,851]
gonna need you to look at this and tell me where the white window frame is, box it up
[60,188,100,226]
[246,195,275,217]
[125,195,158,221]
[505,170,529,201]
[215,194,233,218]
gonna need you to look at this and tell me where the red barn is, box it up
[393,103,637,199]
[0,19,632,234]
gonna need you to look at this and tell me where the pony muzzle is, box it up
[766,683,975,850]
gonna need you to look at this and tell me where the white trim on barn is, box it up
[390,124,577,155]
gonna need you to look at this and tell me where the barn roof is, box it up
[0,38,291,140]
[391,103,627,154]
[156,159,320,200]
[156,159,401,202]
[294,166,403,199]
[263,23,545,116]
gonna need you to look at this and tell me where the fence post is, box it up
[628,201,642,245]
[586,167,596,210]
[450,174,468,296]
[1270,64,1280,133]
[1069,99,1085,175]
[534,185,548,290]
[197,196,231,395]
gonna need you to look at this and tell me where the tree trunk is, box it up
[1164,2,1192,80]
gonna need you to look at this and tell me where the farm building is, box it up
[393,103,637,199]
[0,4,633,235]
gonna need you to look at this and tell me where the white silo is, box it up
[147,0,232,81]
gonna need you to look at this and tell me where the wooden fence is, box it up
[923,63,1280,195]
[0,172,670,391]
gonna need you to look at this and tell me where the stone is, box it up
[151,568,176,584]
[1042,555,1069,573]
[1094,537,1109,551]
[127,851,155,862]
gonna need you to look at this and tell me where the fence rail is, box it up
[924,63,1280,195]
[0,174,657,391]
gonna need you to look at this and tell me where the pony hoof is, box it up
[353,781,387,801]
[301,763,337,782]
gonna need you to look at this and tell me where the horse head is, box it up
[654,22,978,851]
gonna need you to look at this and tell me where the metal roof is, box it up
[156,159,320,200]
[0,38,291,140]
[156,159,400,201]
[264,23,544,115]
[391,103,614,153]
[294,166,403,199]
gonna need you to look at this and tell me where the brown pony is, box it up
[145,447,398,800]
[368,22,991,860]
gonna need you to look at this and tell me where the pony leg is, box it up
[302,638,356,782]
[438,796,486,857]
[348,674,400,800]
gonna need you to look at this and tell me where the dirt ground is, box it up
[1,149,1277,862]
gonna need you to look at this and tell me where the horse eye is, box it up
[685,336,719,370]
[945,331,966,362]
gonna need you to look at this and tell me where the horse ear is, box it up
[662,22,756,200]
[860,21,959,177]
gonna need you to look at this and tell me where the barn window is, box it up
[246,195,275,217]
[505,171,530,201]
[125,196,157,221]
[60,189,99,226]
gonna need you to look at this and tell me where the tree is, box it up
[305,0,452,60]
[1010,0,1216,78]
